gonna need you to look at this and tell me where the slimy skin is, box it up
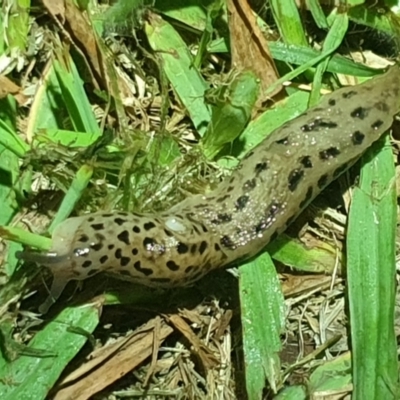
[19,65,400,312]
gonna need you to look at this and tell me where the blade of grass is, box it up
[49,164,94,233]
[240,252,286,396]
[0,118,29,158]
[0,96,22,225]
[0,304,100,400]
[53,51,101,136]
[5,0,30,52]
[309,12,349,106]
[145,13,211,135]
[208,39,380,78]
[347,134,397,399]
[348,4,395,33]
[202,71,259,159]
[269,0,308,46]
[0,226,51,250]
[306,0,329,29]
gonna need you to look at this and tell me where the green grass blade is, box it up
[347,134,397,400]
[240,253,286,396]
[53,53,101,135]
[49,164,94,233]
[5,0,30,52]
[208,39,380,77]
[145,14,210,135]
[270,0,307,46]
[0,305,100,399]
[0,118,29,158]
[202,71,259,159]
[309,12,349,106]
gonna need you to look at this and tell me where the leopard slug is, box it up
[18,65,400,312]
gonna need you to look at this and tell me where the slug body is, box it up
[21,66,400,311]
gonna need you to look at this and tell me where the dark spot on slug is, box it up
[144,222,156,231]
[276,136,289,145]
[102,213,114,217]
[185,266,194,273]
[244,150,254,159]
[299,186,313,209]
[82,260,92,268]
[115,249,122,259]
[100,255,108,264]
[211,213,232,224]
[371,120,384,130]
[299,156,313,168]
[143,237,157,250]
[216,195,230,203]
[328,99,336,106]
[342,90,357,99]
[191,244,197,254]
[301,119,338,132]
[288,169,304,191]
[88,217,95,222]
[235,195,250,211]
[254,162,268,175]
[166,260,180,271]
[133,226,140,233]
[164,229,173,237]
[243,178,257,191]
[199,241,208,254]
[319,147,340,160]
[374,101,389,112]
[78,234,89,242]
[333,163,349,178]
[108,244,115,250]
[227,186,235,192]
[255,202,281,233]
[351,131,365,145]
[318,174,329,189]
[177,242,189,254]
[214,243,221,251]
[114,218,127,226]
[134,260,153,276]
[120,256,130,267]
[132,248,138,255]
[201,224,208,233]
[117,230,130,245]
[91,223,105,231]
[350,107,368,119]
[221,235,235,249]
[91,242,103,251]
[95,233,105,241]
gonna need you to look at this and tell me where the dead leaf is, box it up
[214,309,233,340]
[0,76,28,105]
[227,0,284,102]
[42,0,65,24]
[165,314,219,373]
[281,274,341,297]
[64,0,104,86]
[52,318,174,400]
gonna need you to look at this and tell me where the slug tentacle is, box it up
[19,65,400,312]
